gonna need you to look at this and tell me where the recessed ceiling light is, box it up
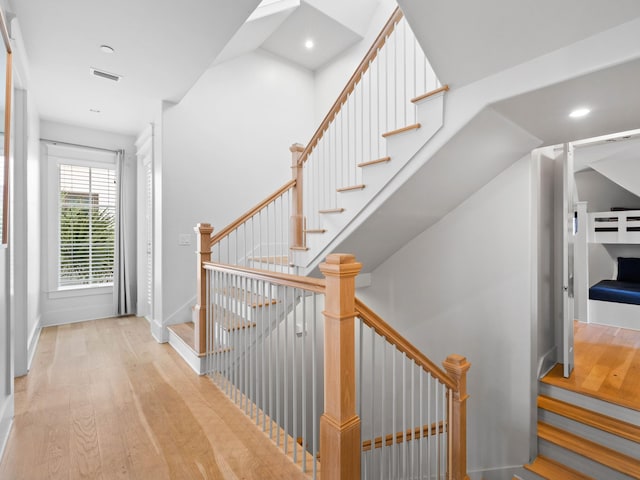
[89,108,101,113]
[100,45,115,54]
[304,39,314,50]
[569,107,590,118]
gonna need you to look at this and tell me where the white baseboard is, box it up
[0,394,14,464]
[151,318,167,343]
[469,464,522,480]
[42,305,115,327]
[27,316,42,371]
[537,345,557,378]
[167,329,207,375]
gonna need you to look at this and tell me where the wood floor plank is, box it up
[0,316,309,479]
[541,321,640,411]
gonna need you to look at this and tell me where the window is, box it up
[58,163,116,287]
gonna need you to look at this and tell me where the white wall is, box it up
[575,169,640,212]
[158,50,315,335]
[39,121,136,326]
[357,156,533,479]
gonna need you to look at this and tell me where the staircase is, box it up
[165,6,475,479]
[515,382,640,480]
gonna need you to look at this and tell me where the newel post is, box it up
[194,223,214,354]
[290,143,305,253]
[443,354,471,480]
[319,253,362,480]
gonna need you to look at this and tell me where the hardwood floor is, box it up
[542,321,640,411]
[0,316,308,479]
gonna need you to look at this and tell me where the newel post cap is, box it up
[319,253,362,277]
[289,143,305,153]
[194,223,214,235]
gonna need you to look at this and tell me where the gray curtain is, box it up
[114,149,134,315]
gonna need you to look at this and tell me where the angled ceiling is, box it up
[397,0,640,87]
[216,0,378,70]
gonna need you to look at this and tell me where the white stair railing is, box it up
[299,7,442,235]
[208,180,295,274]
[198,255,470,480]
[204,261,325,477]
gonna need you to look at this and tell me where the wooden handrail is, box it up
[354,297,457,391]
[209,179,296,247]
[204,261,326,293]
[297,7,404,166]
[362,421,445,452]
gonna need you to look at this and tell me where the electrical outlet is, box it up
[178,234,192,246]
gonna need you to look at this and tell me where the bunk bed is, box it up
[586,209,640,331]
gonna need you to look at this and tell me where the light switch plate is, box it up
[178,234,192,246]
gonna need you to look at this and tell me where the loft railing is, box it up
[199,252,469,479]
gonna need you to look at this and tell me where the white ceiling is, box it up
[492,58,640,147]
[260,2,362,71]
[398,0,640,87]
[9,0,378,136]
[9,0,261,135]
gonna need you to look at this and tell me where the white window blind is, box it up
[59,163,116,287]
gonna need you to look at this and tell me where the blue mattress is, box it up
[589,280,640,305]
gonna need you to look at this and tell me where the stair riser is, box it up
[539,383,640,426]
[539,409,640,459]
[538,439,634,480]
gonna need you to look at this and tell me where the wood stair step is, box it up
[304,229,326,234]
[538,394,640,443]
[168,322,231,357]
[248,255,291,266]
[336,184,365,193]
[357,156,390,168]
[524,455,595,480]
[219,287,278,308]
[411,84,449,104]
[289,245,309,251]
[319,208,344,214]
[381,123,420,138]
[537,422,640,479]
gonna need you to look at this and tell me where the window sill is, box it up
[48,284,113,299]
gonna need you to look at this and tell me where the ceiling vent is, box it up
[89,67,122,82]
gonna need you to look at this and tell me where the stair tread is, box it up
[411,84,449,104]
[524,455,594,480]
[336,184,365,192]
[537,422,640,479]
[304,229,326,233]
[219,287,278,308]
[357,156,391,168]
[248,255,290,266]
[318,208,344,214]
[381,123,420,138]
[538,394,640,443]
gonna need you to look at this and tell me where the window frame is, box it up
[45,143,117,295]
